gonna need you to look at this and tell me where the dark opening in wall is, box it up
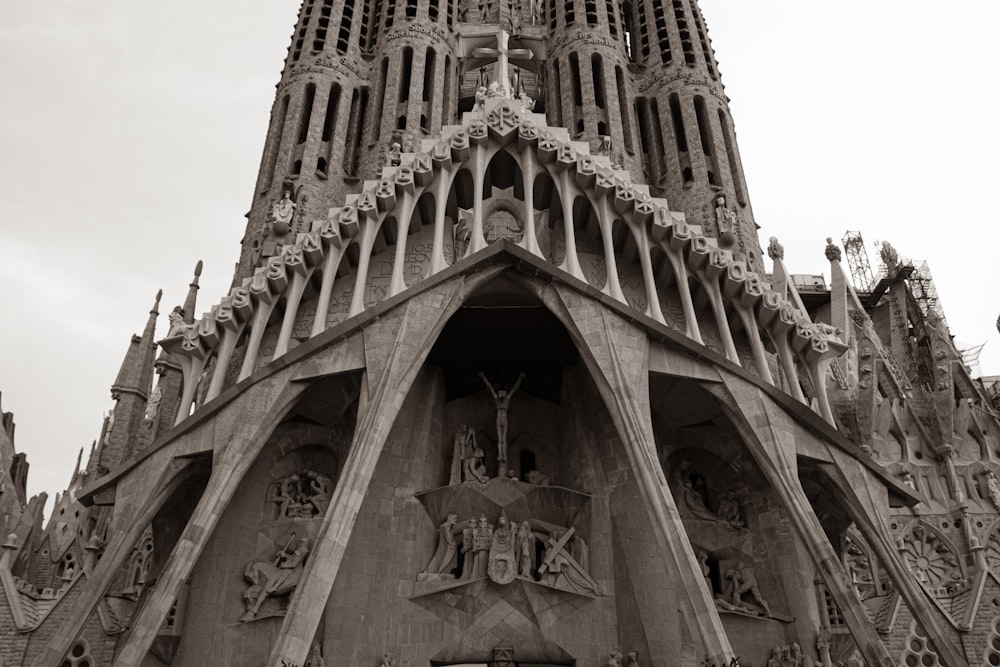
[606,0,618,36]
[718,108,746,205]
[400,47,414,103]
[430,0,440,20]
[372,58,389,143]
[591,53,606,109]
[298,84,316,144]
[652,2,671,64]
[337,0,353,53]
[569,52,583,107]
[616,66,633,153]
[693,95,720,186]
[262,95,289,190]
[585,0,598,24]
[406,0,418,19]
[671,0,695,66]
[565,0,575,26]
[423,47,437,102]
[321,83,341,143]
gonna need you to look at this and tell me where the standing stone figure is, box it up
[609,650,624,667]
[488,513,517,584]
[987,471,1000,511]
[461,522,475,579]
[515,520,535,577]
[420,514,459,578]
[473,515,494,577]
[479,371,526,468]
[450,425,473,484]
[166,306,186,337]
[464,446,489,483]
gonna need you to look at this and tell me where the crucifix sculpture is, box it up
[471,29,534,97]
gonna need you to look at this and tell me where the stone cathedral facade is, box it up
[3,1,1000,666]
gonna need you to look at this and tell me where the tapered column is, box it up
[543,285,735,666]
[267,279,476,667]
[711,375,896,667]
[113,379,309,666]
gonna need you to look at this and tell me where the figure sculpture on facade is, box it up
[241,535,310,621]
[509,0,523,34]
[166,306,186,337]
[143,384,162,423]
[270,471,335,519]
[382,652,397,667]
[714,195,737,248]
[474,85,488,112]
[450,425,475,484]
[525,469,550,485]
[624,651,639,667]
[515,520,535,577]
[880,240,899,273]
[453,212,472,260]
[609,650,624,667]
[460,522,475,579]
[479,371,525,471]
[420,514,459,579]
[767,236,784,261]
[681,477,740,528]
[539,528,599,596]
[473,515,494,577]
[987,471,1000,511]
[518,89,534,114]
[388,142,402,167]
[271,190,296,234]
[488,513,517,584]
[723,561,771,616]
[716,490,742,527]
[464,446,489,483]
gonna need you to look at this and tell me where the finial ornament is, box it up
[766,237,784,261]
[824,238,842,262]
[880,240,900,273]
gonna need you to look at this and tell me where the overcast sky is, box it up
[1,1,998,507]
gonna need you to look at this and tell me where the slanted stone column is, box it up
[266,278,478,667]
[541,283,735,666]
[710,374,897,667]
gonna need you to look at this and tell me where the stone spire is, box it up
[99,290,162,471]
[182,261,203,325]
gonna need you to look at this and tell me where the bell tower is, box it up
[238,0,762,279]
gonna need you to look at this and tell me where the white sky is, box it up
[1,1,998,507]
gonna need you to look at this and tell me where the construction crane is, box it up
[842,231,876,293]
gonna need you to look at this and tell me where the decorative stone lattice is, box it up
[900,620,942,667]
[899,523,963,594]
[61,639,95,667]
[984,615,1000,666]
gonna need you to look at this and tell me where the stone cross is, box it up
[472,29,534,94]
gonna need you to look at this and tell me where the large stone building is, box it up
[2,1,1000,666]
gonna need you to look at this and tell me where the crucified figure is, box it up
[479,371,525,465]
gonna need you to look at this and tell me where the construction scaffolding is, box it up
[842,231,876,292]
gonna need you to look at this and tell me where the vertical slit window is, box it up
[551,60,563,126]
[549,0,557,29]
[430,0,440,20]
[649,98,666,183]
[585,0,598,25]
[344,89,362,176]
[314,0,333,52]
[292,0,315,61]
[321,84,341,142]
[635,97,652,178]
[406,0,418,19]
[591,53,606,109]
[372,58,389,142]
[691,0,717,77]
[263,95,290,189]
[671,0,695,66]
[693,96,719,185]
[400,47,413,103]
[423,47,437,129]
[360,0,371,50]
[443,56,453,124]
[606,0,618,36]
[719,109,746,205]
[565,0,575,26]
[616,67,633,153]
[337,0,353,53]
[371,0,383,49]
[637,0,650,61]
[297,84,316,144]
[621,2,634,59]
[652,2,671,64]
[447,0,454,26]
[669,93,692,184]
[385,0,396,30]
[569,52,583,107]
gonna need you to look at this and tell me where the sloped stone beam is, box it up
[540,283,735,666]
[708,374,895,667]
[817,452,966,666]
[267,272,501,667]
[30,457,200,667]
[112,377,310,666]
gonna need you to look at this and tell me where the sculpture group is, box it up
[419,511,598,596]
